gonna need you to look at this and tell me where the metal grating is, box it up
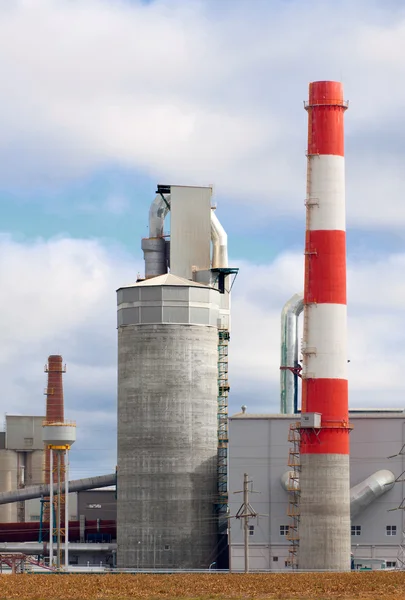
[216,329,230,517]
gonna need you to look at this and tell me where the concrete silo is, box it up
[117,185,236,569]
[117,275,220,568]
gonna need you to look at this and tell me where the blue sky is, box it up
[1,0,405,479]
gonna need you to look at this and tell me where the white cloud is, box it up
[0,234,403,477]
[230,250,405,410]
[1,0,405,226]
[77,194,130,215]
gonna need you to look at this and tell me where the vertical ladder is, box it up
[217,329,230,516]
[286,422,301,568]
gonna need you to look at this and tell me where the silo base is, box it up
[298,453,351,571]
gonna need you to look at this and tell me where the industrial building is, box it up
[0,80,403,574]
[0,415,46,523]
[117,184,237,569]
[228,410,404,571]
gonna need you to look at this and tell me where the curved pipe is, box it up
[210,211,228,269]
[149,194,170,238]
[280,293,304,414]
[143,193,229,278]
[281,469,396,518]
[350,469,396,519]
[0,473,116,505]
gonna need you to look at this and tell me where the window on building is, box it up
[284,560,289,568]
[280,525,289,536]
[386,561,396,568]
[351,525,361,536]
[272,556,278,562]
[249,525,254,536]
[30,515,40,521]
[164,544,170,551]
[386,525,397,536]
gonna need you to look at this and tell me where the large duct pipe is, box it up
[210,210,228,269]
[299,81,350,571]
[0,542,116,555]
[281,469,395,518]
[142,192,229,279]
[350,470,396,519]
[141,194,171,279]
[0,473,116,505]
[280,293,303,414]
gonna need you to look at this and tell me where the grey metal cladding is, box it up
[120,287,140,303]
[189,307,210,326]
[118,307,140,326]
[162,306,189,323]
[140,287,162,302]
[162,286,189,302]
[140,306,162,324]
[189,286,210,303]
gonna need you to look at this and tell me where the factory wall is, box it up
[6,416,44,451]
[0,416,46,523]
[78,489,116,522]
[228,412,405,571]
[25,492,78,522]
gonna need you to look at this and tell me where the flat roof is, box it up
[230,409,405,420]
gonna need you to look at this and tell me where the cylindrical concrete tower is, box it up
[116,274,220,569]
[299,81,351,571]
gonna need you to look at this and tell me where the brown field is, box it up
[0,572,404,600]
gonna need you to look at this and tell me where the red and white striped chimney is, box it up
[299,81,351,571]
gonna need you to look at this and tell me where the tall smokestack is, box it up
[44,355,66,520]
[299,81,351,571]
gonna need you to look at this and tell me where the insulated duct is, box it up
[281,469,395,518]
[210,210,228,269]
[0,542,116,555]
[0,473,116,505]
[141,193,171,279]
[280,293,303,414]
[142,191,228,278]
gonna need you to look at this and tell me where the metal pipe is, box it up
[0,473,116,505]
[143,192,229,279]
[149,194,170,238]
[280,293,303,414]
[49,449,53,567]
[0,542,117,554]
[350,470,395,519]
[281,469,395,518]
[65,450,69,570]
[57,452,61,570]
[210,211,228,269]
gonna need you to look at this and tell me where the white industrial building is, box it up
[228,409,405,571]
[0,415,77,523]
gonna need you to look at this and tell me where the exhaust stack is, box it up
[280,293,303,414]
[299,81,351,571]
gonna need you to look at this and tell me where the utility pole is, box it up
[232,473,263,573]
[387,444,405,570]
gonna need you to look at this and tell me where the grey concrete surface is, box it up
[117,322,219,569]
[299,453,351,571]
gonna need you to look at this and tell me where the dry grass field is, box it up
[0,572,404,600]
